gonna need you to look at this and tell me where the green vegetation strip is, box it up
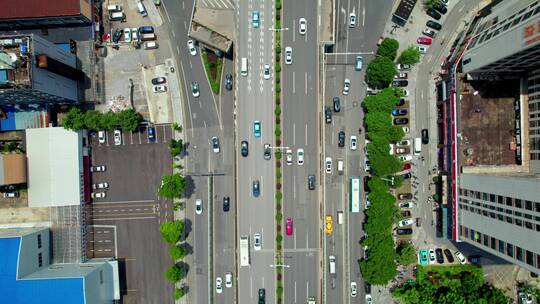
[61,108,142,132]
[201,49,223,94]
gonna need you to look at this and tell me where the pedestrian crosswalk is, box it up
[200,0,235,10]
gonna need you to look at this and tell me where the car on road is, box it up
[93,182,109,189]
[114,129,122,145]
[264,143,271,160]
[396,228,413,235]
[418,46,428,54]
[225,272,233,288]
[286,149,293,165]
[258,288,265,304]
[426,20,442,30]
[398,218,414,227]
[392,109,408,116]
[422,129,429,144]
[429,249,436,264]
[364,159,371,172]
[401,172,412,179]
[90,165,106,172]
[325,107,332,123]
[212,136,220,153]
[419,249,429,265]
[254,233,262,251]
[365,294,372,304]
[350,281,357,297]
[216,277,222,294]
[263,64,271,80]
[350,136,357,150]
[187,39,197,55]
[392,79,408,87]
[343,78,350,95]
[455,251,467,264]
[333,96,340,112]
[399,201,416,208]
[444,249,455,263]
[325,215,333,235]
[349,12,356,27]
[397,140,411,147]
[195,199,203,215]
[338,131,345,147]
[436,248,444,264]
[355,55,363,71]
[223,196,230,212]
[286,218,293,235]
[147,126,155,142]
[123,28,131,43]
[307,175,315,190]
[254,120,261,138]
[426,8,442,20]
[299,18,307,35]
[151,76,166,85]
[91,192,106,199]
[398,193,413,200]
[225,74,233,91]
[423,28,437,38]
[297,149,304,165]
[397,63,411,70]
[325,157,332,173]
[252,180,260,197]
[98,130,106,144]
[285,46,293,65]
[393,118,409,125]
[191,82,200,97]
[417,37,433,45]
[241,140,248,157]
[364,283,371,294]
[153,85,167,93]
[252,11,260,28]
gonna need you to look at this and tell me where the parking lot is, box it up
[86,123,174,304]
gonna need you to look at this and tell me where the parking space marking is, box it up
[93,216,156,221]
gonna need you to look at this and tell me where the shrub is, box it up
[165,264,185,282]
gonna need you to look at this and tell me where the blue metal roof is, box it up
[0,237,85,304]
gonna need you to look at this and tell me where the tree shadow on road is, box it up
[181,219,192,241]
[181,242,193,255]
[183,175,195,198]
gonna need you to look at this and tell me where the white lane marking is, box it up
[184,21,187,30]
[293,21,296,42]
[172,30,176,38]
[163,2,171,23]
[262,276,265,288]
[293,71,296,93]
[250,276,253,298]
[294,281,297,303]
[362,5,366,27]
[293,175,296,199]
[294,227,297,249]
[293,123,296,145]
[305,124,308,146]
[306,230,309,248]
[459,5,465,12]
[179,63,195,137]
[182,1,185,9]
[306,281,310,299]
[305,72,308,95]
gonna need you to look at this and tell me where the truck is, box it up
[414,137,422,156]
[307,296,316,304]
[240,235,250,267]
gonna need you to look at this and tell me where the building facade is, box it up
[0,0,91,29]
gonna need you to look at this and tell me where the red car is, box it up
[286,218,293,235]
[403,162,412,170]
[417,37,432,45]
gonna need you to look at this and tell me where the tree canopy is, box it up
[377,38,399,61]
[396,242,417,265]
[366,57,397,88]
[165,264,186,282]
[169,244,187,260]
[159,220,185,245]
[424,0,444,10]
[61,108,142,132]
[399,46,421,65]
[159,174,186,199]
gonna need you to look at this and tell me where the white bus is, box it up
[349,177,361,213]
[414,137,422,156]
[241,57,248,76]
[240,235,250,266]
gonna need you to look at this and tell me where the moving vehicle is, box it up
[414,137,422,156]
[91,192,106,199]
[252,11,260,28]
[398,218,414,227]
[338,131,345,147]
[297,149,304,165]
[349,12,356,27]
[286,149,293,165]
[426,20,442,30]
[153,85,167,93]
[191,82,200,97]
[90,165,106,172]
[258,288,265,304]
[147,126,155,142]
[325,157,332,174]
[195,199,203,214]
[264,143,271,160]
[426,8,442,20]
[254,233,262,251]
[325,215,333,235]
[299,18,307,35]
[254,120,261,138]
[455,251,467,264]
[212,136,220,153]
[337,160,344,174]
[98,130,106,143]
[223,196,230,212]
[328,255,336,274]
[286,218,293,235]
[240,236,250,266]
[114,129,122,145]
[93,182,109,189]
[350,281,357,297]
[343,78,350,95]
[241,57,248,76]
[325,107,332,123]
[417,37,432,45]
[350,136,357,150]
[263,64,271,80]
[355,55,363,71]
[421,129,429,144]
[285,46,293,65]
[225,272,233,288]
[307,175,316,190]
[225,74,233,90]
[350,177,361,213]
[215,277,222,294]
[333,97,340,112]
[187,39,197,55]
[241,141,249,157]
[252,180,260,197]
[419,249,429,265]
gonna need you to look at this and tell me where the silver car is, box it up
[285,46,292,65]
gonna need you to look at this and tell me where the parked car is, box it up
[419,249,429,265]
[91,192,106,199]
[394,118,409,125]
[297,149,304,165]
[364,159,371,172]
[98,130,106,144]
[195,199,203,214]
[399,201,416,209]
[423,28,437,38]
[397,63,411,70]
[225,272,233,288]
[241,140,249,157]
[3,192,19,198]
[147,126,155,142]
[112,29,123,43]
[338,131,345,147]
[392,79,408,87]
[153,85,167,93]
[422,129,429,144]
[401,172,412,179]
[434,3,448,14]
[223,196,230,212]
[398,193,413,200]
[350,136,358,150]
[398,155,413,161]
[435,248,444,264]
[402,162,412,170]
[252,180,260,197]
[418,46,428,54]
[401,210,411,217]
[428,249,436,264]
[350,281,357,297]
[286,218,293,235]
[455,251,467,264]
[417,37,433,45]
[187,39,197,55]
[397,139,411,147]
[396,228,413,235]
[225,74,233,90]
[395,72,408,79]
[152,76,166,85]
[92,182,109,189]
[396,98,406,106]
[90,165,106,172]
[365,294,372,304]
[426,8,442,20]
[299,18,307,35]
[444,249,455,263]
[114,129,122,145]
[285,46,293,65]
[519,292,533,304]
[416,217,422,227]
[123,28,131,43]
[398,218,414,227]
[364,283,371,294]
[333,97,341,112]
[395,148,408,154]
[392,109,408,116]
[426,20,442,30]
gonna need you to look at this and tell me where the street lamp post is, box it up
[269,27,289,32]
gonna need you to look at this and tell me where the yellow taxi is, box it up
[325,215,333,235]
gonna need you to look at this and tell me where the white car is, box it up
[187,39,197,56]
[350,136,357,150]
[90,165,106,172]
[254,233,262,251]
[212,137,220,153]
[153,85,167,93]
[299,18,307,35]
[297,148,304,165]
[191,82,200,97]
[123,28,131,43]
[455,251,467,264]
[399,201,416,209]
[365,294,372,304]
[343,78,350,95]
[398,218,414,227]
[98,130,106,144]
[263,64,271,80]
[519,292,533,304]
[131,28,138,41]
[225,272,233,288]
[215,277,222,294]
[349,13,356,28]
[195,199,203,215]
[398,155,413,162]
[92,182,109,189]
[285,46,292,65]
[418,46,428,54]
[397,140,411,147]
[114,129,122,145]
[286,149,293,165]
[403,89,410,97]
[325,157,332,174]
[429,249,436,264]
[91,192,106,199]
[364,159,371,172]
[395,148,408,154]
[350,281,357,297]
[402,126,410,134]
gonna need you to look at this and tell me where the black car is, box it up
[396,228,413,235]
[241,140,248,157]
[308,175,316,190]
[397,98,405,106]
[434,3,448,14]
[421,129,429,144]
[112,29,123,43]
[333,97,340,112]
[401,172,412,179]
[443,249,455,263]
[264,143,271,160]
[394,118,409,125]
[426,20,442,30]
[435,248,444,264]
[325,107,332,124]
[223,196,230,212]
[363,176,370,192]
[225,74,233,91]
[258,288,265,304]
[426,8,442,20]
[253,180,260,197]
[338,131,345,147]
[392,80,409,87]
[151,77,166,85]
[364,283,371,294]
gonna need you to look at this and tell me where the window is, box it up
[499,240,505,254]
[515,211,522,217]
[498,214,504,221]
[535,202,540,212]
[490,237,496,250]
[482,193,488,201]
[483,234,489,246]
[515,219,523,226]
[526,200,533,210]
[507,243,514,257]
[38,253,43,267]
[525,213,532,219]
[526,250,535,266]
[515,199,522,208]
[498,196,504,204]
[526,222,534,230]
[537,224,540,231]
[516,247,524,261]
[490,212,496,218]
[490,194,496,202]
[506,197,513,206]
[506,216,513,224]
[37,234,42,249]
[100,270,104,284]
[476,192,481,199]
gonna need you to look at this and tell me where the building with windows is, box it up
[0,0,91,29]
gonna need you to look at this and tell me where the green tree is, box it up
[62,108,86,130]
[159,220,185,244]
[169,139,184,157]
[165,264,185,282]
[398,46,421,65]
[174,287,186,299]
[159,174,186,199]
[169,244,187,260]
[377,38,399,60]
[362,88,400,113]
[366,57,397,88]
[424,0,443,9]
[365,112,392,135]
[360,234,397,284]
[396,242,416,265]
[117,109,142,131]
[100,111,120,130]
[84,110,103,131]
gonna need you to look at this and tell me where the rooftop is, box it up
[0,0,83,20]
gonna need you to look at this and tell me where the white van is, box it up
[329,255,336,274]
[241,57,248,76]
[414,137,422,156]
[109,11,125,22]
[337,211,344,225]
[107,4,122,12]
[137,2,148,17]
[144,41,158,49]
[337,160,344,174]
